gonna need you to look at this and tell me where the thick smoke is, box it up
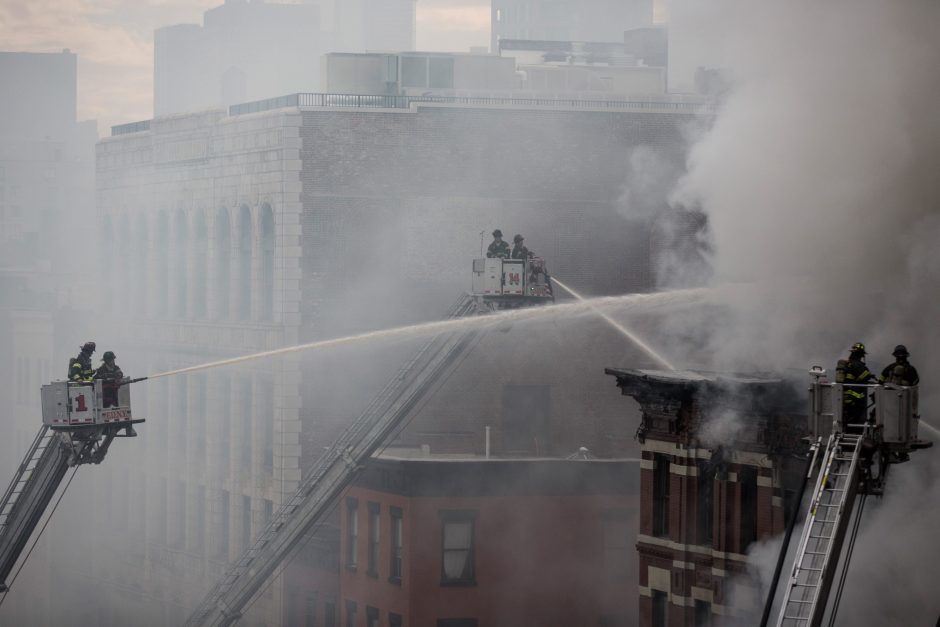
[663,0,940,623]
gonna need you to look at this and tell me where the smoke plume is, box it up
[664,0,940,622]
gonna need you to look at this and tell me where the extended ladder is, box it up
[186,294,483,626]
[0,426,70,591]
[775,431,864,627]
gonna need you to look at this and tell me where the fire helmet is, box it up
[513,234,524,243]
[492,229,503,238]
[81,341,96,353]
[850,342,866,355]
[103,351,116,361]
[893,344,909,357]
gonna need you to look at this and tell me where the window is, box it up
[440,510,476,585]
[346,498,359,568]
[652,590,668,627]
[324,601,336,627]
[653,454,671,538]
[602,510,630,580]
[366,606,379,627]
[697,459,716,547]
[367,502,380,576]
[345,601,356,627]
[389,507,403,583]
[695,600,713,626]
[389,613,402,627]
[172,480,186,548]
[740,466,758,551]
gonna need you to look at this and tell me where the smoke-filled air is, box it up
[0,0,938,625]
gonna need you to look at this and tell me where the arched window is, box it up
[193,211,208,318]
[260,204,275,321]
[214,208,231,320]
[134,215,148,315]
[154,212,169,317]
[237,205,252,321]
[175,210,189,318]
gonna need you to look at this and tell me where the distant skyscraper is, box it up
[154,0,418,116]
[491,0,653,51]
[155,1,323,115]
[334,0,417,52]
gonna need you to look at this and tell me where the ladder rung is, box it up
[788,599,813,604]
[800,567,824,572]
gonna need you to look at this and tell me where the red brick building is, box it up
[286,454,640,627]
[605,369,806,626]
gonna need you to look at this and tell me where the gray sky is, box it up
[0,0,490,131]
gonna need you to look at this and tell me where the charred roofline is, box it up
[604,368,807,454]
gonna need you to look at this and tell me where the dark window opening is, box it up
[366,606,379,627]
[389,613,402,627]
[695,600,713,626]
[436,621,478,627]
[740,466,758,551]
[652,590,668,627]
[345,600,356,627]
[697,459,716,547]
[324,602,336,627]
[653,454,671,538]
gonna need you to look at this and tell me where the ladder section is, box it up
[0,426,69,589]
[186,294,482,627]
[775,433,863,627]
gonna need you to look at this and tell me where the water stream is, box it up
[148,287,704,379]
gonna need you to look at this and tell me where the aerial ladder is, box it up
[767,369,931,627]
[185,257,553,626]
[0,377,145,597]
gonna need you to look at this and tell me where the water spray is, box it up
[147,289,702,379]
[550,277,676,370]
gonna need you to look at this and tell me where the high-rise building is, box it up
[334,0,417,53]
[154,0,419,117]
[491,0,654,52]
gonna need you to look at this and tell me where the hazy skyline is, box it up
[0,0,490,132]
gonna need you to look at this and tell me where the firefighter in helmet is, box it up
[94,351,136,436]
[486,229,510,259]
[879,345,919,387]
[836,342,876,430]
[68,341,96,382]
[511,234,533,260]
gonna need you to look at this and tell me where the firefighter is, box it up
[68,341,96,382]
[879,345,919,387]
[836,342,876,430]
[95,351,136,436]
[511,234,533,260]
[486,229,510,259]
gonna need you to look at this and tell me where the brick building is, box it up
[606,369,806,626]
[285,454,640,627]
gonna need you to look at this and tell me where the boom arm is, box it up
[0,427,70,592]
[186,294,481,626]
